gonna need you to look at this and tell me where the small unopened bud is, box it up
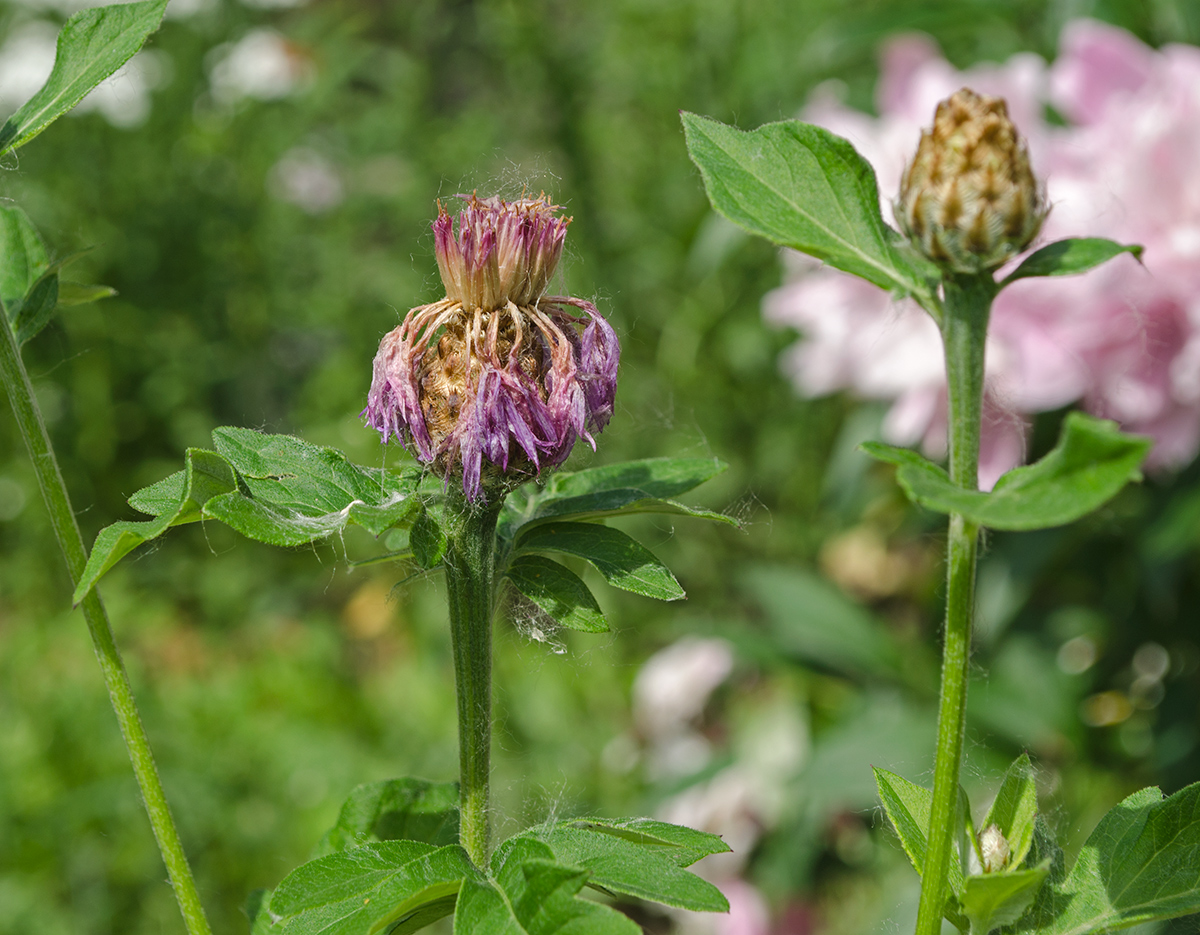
[898,88,1046,274]
[980,823,1012,873]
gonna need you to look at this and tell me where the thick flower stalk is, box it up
[365,194,619,500]
[908,89,1026,935]
[898,87,1046,272]
[362,195,618,869]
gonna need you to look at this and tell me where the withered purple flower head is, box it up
[364,194,619,501]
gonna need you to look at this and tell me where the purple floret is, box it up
[363,197,619,501]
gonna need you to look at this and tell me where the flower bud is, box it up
[980,823,1012,873]
[364,195,619,501]
[898,88,1046,274]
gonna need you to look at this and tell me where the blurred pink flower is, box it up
[670,878,771,935]
[718,880,771,935]
[632,636,734,778]
[765,21,1200,486]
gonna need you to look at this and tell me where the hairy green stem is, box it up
[0,317,212,935]
[444,497,502,869]
[914,275,994,935]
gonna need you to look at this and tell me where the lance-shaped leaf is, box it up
[874,768,971,929]
[270,840,474,935]
[504,555,606,633]
[0,205,62,347]
[542,457,726,502]
[316,778,460,857]
[550,817,730,867]
[514,522,684,600]
[682,112,937,306]
[980,754,1038,870]
[455,838,640,935]
[1000,239,1143,286]
[0,206,49,315]
[73,448,237,603]
[524,488,734,528]
[7,243,116,346]
[1009,783,1200,935]
[503,457,734,535]
[57,282,117,306]
[0,0,169,154]
[513,818,730,912]
[75,430,423,601]
[964,866,1049,934]
[10,270,59,346]
[861,412,1151,531]
[875,770,967,895]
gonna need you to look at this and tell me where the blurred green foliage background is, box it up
[2,0,1200,932]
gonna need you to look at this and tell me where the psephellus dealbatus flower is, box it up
[364,194,619,501]
[898,87,1047,273]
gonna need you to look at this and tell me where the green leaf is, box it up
[315,778,460,857]
[681,112,937,304]
[861,412,1151,531]
[0,0,170,154]
[248,889,285,934]
[73,448,237,603]
[211,427,421,538]
[963,866,1049,934]
[874,769,965,896]
[874,768,971,929]
[128,469,186,516]
[516,819,730,912]
[527,488,734,526]
[5,241,113,344]
[1000,239,1143,286]
[199,491,340,548]
[542,457,727,502]
[270,840,474,935]
[515,522,685,601]
[504,555,607,633]
[875,768,935,882]
[549,817,730,867]
[746,566,904,680]
[409,507,446,570]
[455,838,640,935]
[0,206,49,312]
[75,429,423,600]
[981,754,1039,870]
[1010,783,1200,935]
[502,458,732,535]
[56,282,117,306]
[11,271,59,346]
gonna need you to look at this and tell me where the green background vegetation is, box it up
[2,0,1200,932]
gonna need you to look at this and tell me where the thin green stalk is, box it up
[443,496,502,869]
[915,274,994,935]
[0,316,212,935]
